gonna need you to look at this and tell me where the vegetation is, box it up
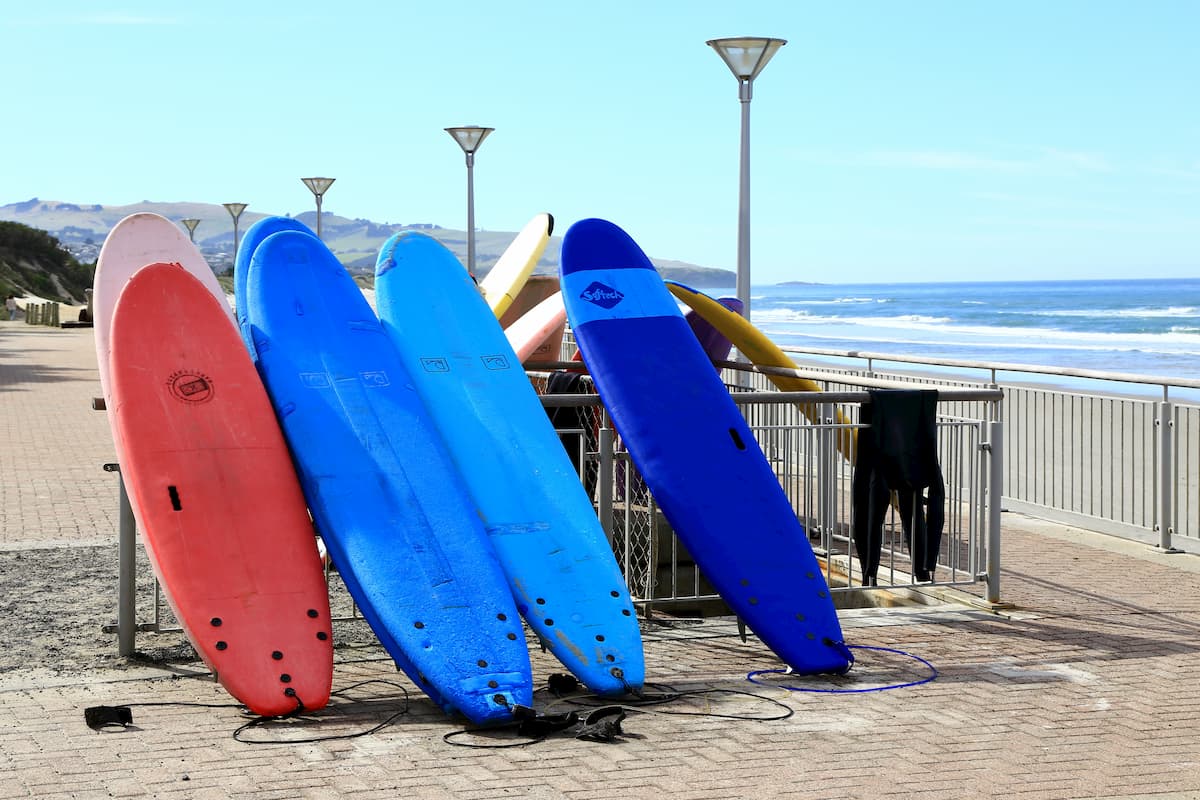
[0,221,93,303]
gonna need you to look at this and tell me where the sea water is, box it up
[703,278,1200,397]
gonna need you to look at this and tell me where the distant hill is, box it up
[0,198,737,287]
[0,221,92,303]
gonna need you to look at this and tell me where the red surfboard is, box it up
[108,262,332,716]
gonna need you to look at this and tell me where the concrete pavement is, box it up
[3,320,1200,800]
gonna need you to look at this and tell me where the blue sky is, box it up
[2,1,1197,284]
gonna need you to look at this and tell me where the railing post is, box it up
[818,401,835,554]
[597,409,615,543]
[1156,401,1177,552]
[985,420,1004,604]
[105,463,138,656]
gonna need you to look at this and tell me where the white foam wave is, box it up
[752,309,1200,355]
[770,296,892,308]
[1015,306,1200,319]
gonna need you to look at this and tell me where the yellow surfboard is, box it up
[666,281,856,464]
[480,212,553,318]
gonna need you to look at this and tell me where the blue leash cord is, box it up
[747,644,938,694]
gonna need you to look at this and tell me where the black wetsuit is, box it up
[851,390,945,585]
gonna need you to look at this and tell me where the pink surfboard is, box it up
[94,212,233,404]
[108,262,333,715]
[505,291,567,363]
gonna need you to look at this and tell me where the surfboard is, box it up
[683,296,743,367]
[107,262,332,716]
[480,213,553,318]
[504,291,567,363]
[560,218,853,675]
[375,231,644,696]
[244,230,532,724]
[94,212,232,404]
[666,282,856,464]
[233,215,315,359]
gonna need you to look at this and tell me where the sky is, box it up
[1,1,1197,284]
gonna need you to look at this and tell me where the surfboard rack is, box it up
[100,372,1007,656]
[100,462,139,656]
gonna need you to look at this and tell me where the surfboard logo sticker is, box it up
[301,372,331,389]
[360,371,390,387]
[481,355,509,370]
[421,357,450,373]
[579,282,624,309]
[167,371,214,404]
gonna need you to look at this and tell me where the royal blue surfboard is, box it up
[375,231,644,696]
[560,218,853,675]
[233,215,315,359]
[245,230,533,724]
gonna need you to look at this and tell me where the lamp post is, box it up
[223,203,248,267]
[445,125,494,278]
[180,218,200,243]
[301,177,335,240]
[706,36,786,322]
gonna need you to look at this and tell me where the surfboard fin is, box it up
[737,617,748,643]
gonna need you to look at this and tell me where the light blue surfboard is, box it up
[374,231,644,696]
[245,230,533,724]
[233,215,315,359]
[560,218,853,675]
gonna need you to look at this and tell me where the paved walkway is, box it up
[2,320,1199,799]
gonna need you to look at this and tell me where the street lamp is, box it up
[706,36,786,321]
[301,177,336,240]
[180,218,200,243]
[445,125,494,278]
[223,202,248,267]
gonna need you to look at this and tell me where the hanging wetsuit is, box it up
[851,389,945,585]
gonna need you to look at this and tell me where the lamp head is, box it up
[445,126,494,155]
[706,37,786,81]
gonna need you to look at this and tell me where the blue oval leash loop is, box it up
[747,644,938,694]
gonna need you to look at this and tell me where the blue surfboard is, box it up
[245,230,533,724]
[374,231,645,696]
[560,218,853,675]
[233,215,315,359]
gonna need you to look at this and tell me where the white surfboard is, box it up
[94,212,232,404]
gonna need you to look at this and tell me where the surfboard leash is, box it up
[441,673,795,747]
[83,679,412,745]
[231,679,412,744]
[746,643,938,694]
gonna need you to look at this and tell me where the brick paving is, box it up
[3,318,1200,799]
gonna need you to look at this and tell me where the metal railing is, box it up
[704,341,1200,554]
[104,369,1004,654]
[532,368,1004,612]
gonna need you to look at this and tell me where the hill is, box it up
[0,199,737,287]
[0,221,92,303]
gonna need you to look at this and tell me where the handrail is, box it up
[528,360,1005,403]
[769,344,1200,396]
[538,388,1004,406]
[549,336,1200,395]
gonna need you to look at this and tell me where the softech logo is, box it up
[580,281,624,309]
[167,370,214,404]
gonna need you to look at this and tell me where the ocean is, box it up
[702,278,1200,395]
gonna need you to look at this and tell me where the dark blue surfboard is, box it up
[560,218,853,675]
[245,230,533,724]
[233,215,315,359]
[375,231,644,696]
